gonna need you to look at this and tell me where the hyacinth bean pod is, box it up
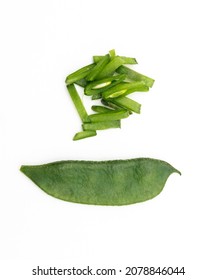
[20,158,181,206]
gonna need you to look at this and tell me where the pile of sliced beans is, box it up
[65,49,154,140]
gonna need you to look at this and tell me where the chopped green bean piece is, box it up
[109,96,141,114]
[83,120,120,130]
[74,78,87,87]
[116,65,155,87]
[93,56,108,63]
[101,99,123,110]
[73,130,96,141]
[86,54,110,81]
[93,55,137,64]
[109,49,116,59]
[119,56,138,64]
[65,63,95,85]
[67,84,90,123]
[92,81,112,89]
[91,105,113,113]
[91,93,102,100]
[84,74,126,96]
[96,56,125,79]
[89,110,130,122]
[102,81,149,99]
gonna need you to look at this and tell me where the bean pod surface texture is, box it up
[20,158,180,206]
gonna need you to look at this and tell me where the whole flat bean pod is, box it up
[20,158,181,206]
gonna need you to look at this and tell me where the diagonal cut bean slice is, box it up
[89,110,130,122]
[67,84,90,123]
[84,74,126,96]
[96,56,125,79]
[91,105,114,113]
[89,76,126,96]
[116,65,155,87]
[119,56,138,64]
[73,130,96,141]
[90,74,125,90]
[91,93,102,100]
[108,96,141,114]
[83,120,120,131]
[86,54,110,81]
[101,99,123,111]
[93,55,137,65]
[102,81,149,99]
[74,78,87,87]
[109,49,116,59]
[65,63,95,85]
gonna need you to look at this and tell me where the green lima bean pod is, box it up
[20,158,180,206]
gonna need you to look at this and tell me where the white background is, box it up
[0,0,215,279]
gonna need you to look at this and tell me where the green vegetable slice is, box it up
[20,158,180,205]
[86,54,110,81]
[67,84,90,123]
[101,99,123,110]
[116,65,155,87]
[91,105,114,113]
[96,56,125,79]
[102,81,149,99]
[65,63,95,85]
[93,55,137,65]
[108,96,141,114]
[91,93,102,100]
[84,74,126,96]
[109,49,116,59]
[73,130,96,141]
[83,120,120,130]
[74,78,87,87]
[119,56,138,64]
[89,109,130,122]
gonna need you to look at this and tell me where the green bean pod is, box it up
[20,158,180,206]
